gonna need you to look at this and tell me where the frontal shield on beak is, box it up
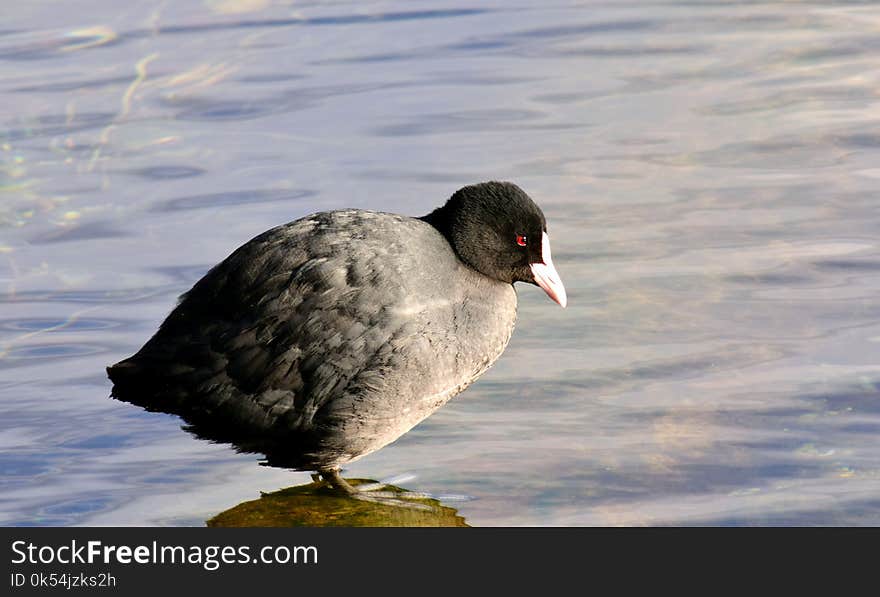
[530,232,567,308]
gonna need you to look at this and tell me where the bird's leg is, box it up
[318,467,359,496]
[318,468,396,495]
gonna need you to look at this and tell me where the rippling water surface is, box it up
[2,0,879,526]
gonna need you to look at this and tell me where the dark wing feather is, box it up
[109,212,410,434]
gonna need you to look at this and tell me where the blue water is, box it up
[2,0,880,526]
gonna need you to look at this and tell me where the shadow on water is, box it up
[207,479,469,527]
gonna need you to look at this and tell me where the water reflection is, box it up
[370,108,575,137]
[0,9,490,61]
[2,112,116,142]
[129,165,206,180]
[208,479,469,527]
[28,220,128,244]
[157,188,316,212]
[4,0,880,526]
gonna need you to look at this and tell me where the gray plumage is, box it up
[108,182,564,472]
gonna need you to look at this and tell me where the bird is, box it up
[107,181,566,494]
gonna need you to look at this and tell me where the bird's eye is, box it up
[515,234,528,247]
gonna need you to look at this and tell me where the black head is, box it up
[422,181,566,306]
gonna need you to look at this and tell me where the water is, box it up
[2,0,879,526]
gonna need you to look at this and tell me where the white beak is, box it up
[530,232,567,308]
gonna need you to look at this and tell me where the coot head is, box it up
[423,181,567,307]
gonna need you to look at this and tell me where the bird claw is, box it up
[317,469,435,510]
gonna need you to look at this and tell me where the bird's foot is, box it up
[317,469,433,510]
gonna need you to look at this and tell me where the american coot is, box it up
[108,181,566,493]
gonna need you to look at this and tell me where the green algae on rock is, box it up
[207,480,469,527]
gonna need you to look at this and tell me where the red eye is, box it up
[515,234,527,247]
